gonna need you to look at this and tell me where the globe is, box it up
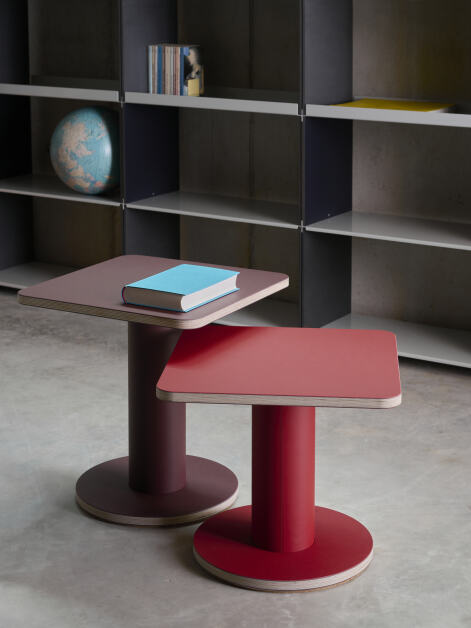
[50,107,119,195]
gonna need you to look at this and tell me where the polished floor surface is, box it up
[0,288,470,628]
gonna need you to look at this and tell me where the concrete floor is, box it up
[0,287,470,628]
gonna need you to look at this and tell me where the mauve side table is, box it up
[157,325,402,590]
[18,255,288,526]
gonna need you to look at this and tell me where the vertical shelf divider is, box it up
[0,0,33,273]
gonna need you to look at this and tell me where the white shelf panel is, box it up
[218,299,299,328]
[0,82,119,102]
[126,87,299,115]
[0,174,121,206]
[306,104,471,128]
[325,314,471,369]
[0,262,75,290]
[127,191,300,229]
[306,211,471,251]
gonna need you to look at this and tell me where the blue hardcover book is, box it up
[122,264,239,312]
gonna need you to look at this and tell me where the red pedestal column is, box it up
[75,322,238,525]
[252,406,315,553]
[194,405,374,591]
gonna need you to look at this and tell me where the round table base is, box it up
[194,505,373,591]
[76,455,238,526]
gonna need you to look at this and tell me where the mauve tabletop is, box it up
[18,255,289,329]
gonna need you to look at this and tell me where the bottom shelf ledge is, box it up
[324,314,471,369]
[0,262,76,290]
[218,299,299,328]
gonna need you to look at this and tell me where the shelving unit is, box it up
[302,0,471,369]
[1,0,469,365]
[0,1,122,289]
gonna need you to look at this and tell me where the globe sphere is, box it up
[50,107,119,195]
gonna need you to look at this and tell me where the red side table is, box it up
[18,256,288,526]
[157,326,401,590]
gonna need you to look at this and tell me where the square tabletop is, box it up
[18,256,289,330]
[157,326,402,408]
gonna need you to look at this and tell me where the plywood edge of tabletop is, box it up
[156,389,403,409]
[17,277,289,330]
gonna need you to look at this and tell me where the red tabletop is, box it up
[18,255,288,330]
[157,326,401,408]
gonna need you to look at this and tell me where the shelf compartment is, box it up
[325,313,471,369]
[0,194,122,291]
[127,191,299,230]
[125,88,298,116]
[218,298,299,328]
[0,174,121,207]
[306,211,471,251]
[27,1,120,92]
[306,104,471,128]
[121,0,300,106]
[0,261,74,290]
[303,1,471,122]
[124,106,301,225]
[26,98,123,204]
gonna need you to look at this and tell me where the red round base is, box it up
[76,455,239,526]
[194,505,373,591]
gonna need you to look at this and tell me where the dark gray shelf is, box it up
[125,87,299,115]
[127,191,300,229]
[0,261,75,290]
[0,174,122,206]
[325,313,471,369]
[218,298,299,328]
[0,77,120,102]
[306,103,471,128]
[306,211,471,251]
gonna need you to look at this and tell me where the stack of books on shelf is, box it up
[148,44,204,96]
[335,98,454,113]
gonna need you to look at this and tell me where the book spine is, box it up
[171,46,174,96]
[163,46,167,94]
[148,46,152,93]
[172,46,175,95]
[155,46,158,95]
[160,46,164,95]
[156,45,161,94]
[165,46,170,95]
[175,46,178,95]
[176,47,180,96]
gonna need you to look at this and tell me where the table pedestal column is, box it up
[194,406,373,591]
[75,322,238,526]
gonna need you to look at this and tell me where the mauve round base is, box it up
[76,455,239,526]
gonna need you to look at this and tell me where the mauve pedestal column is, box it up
[75,322,238,526]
